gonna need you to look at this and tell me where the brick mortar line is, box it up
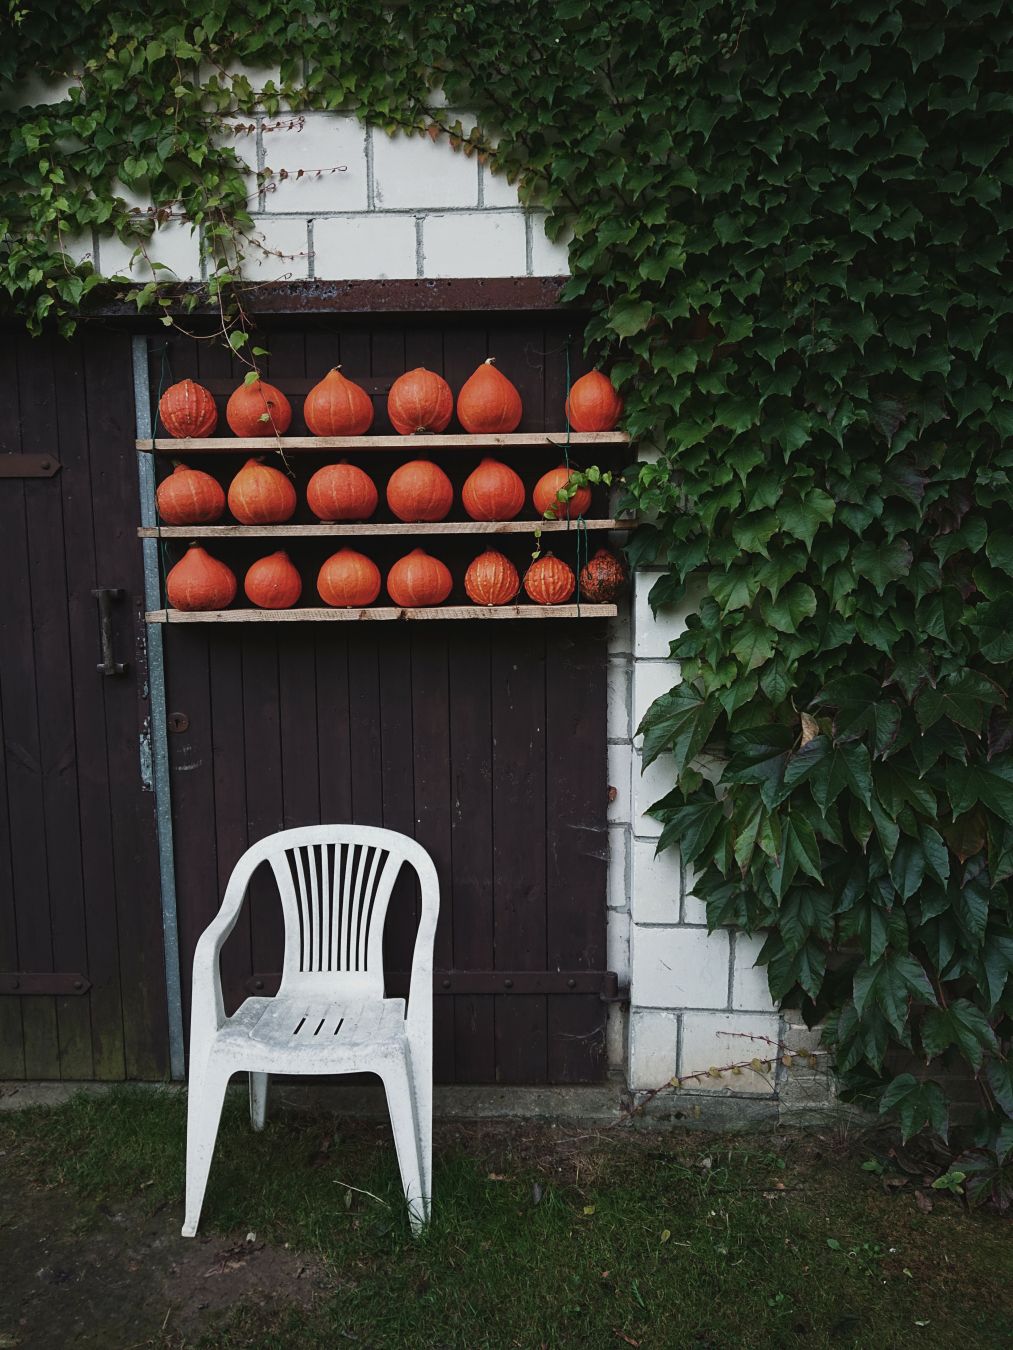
[249,206,535,219]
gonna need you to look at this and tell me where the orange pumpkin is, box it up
[579,548,626,602]
[227,458,297,524]
[165,546,237,611]
[387,368,453,434]
[464,550,520,606]
[456,358,523,434]
[564,370,624,432]
[306,462,378,522]
[156,464,226,524]
[244,551,302,609]
[387,548,453,607]
[461,457,525,521]
[317,549,382,607]
[524,553,575,605]
[386,459,454,522]
[532,465,593,520]
[303,367,374,437]
[158,378,218,438]
[226,376,292,437]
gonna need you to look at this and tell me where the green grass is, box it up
[2,1086,1011,1348]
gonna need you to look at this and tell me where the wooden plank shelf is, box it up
[138,518,631,539]
[138,431,630,453]
[146,604,618,624]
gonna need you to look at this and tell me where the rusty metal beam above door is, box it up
[74,276,572,320]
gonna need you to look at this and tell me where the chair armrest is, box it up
[190,858,258,1039]
[405,856,440,1049]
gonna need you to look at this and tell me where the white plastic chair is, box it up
[181,825,439,1238]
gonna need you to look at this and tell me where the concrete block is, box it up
[682,863,709,925]
[58,231,96,267]
[529,212,572,275]
[607,824,629,912]
[630,836,681,925]
[373,129,478,209]
[606,1004,628,1071]
[607,742,632,825]
[607,658,631,742]
[731,931,777,1012]
[312,214,418,280]
[608,909,631,984]
[242,217,310,280]
[99,219,201,281]
[633,571,693,658]
[262,113,368,213]
[607,601,632,656]
[680,1011,781,1094]
[481,162,523,208]
[632,749,674,838]
[631,926,730,1009]
[632,659,679,746]
[422,211,527,278]
[628,1009,680,1090]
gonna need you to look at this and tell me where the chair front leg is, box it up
[249,1072,269,1131]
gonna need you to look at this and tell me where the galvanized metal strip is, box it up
[133,333,185,1081]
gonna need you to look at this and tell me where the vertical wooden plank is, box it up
[242,630,286,980]
[48,333,126,1080]
[0,335,26,1077]
[376,628,417,986]
[209,632,251,1014]
[84,330,169,1079]
[410,627,455,1081]
[316,631,353,824]
[491,625,548,1083]
[546,626,609,1082]
[447,629,495,1082]
[2,337,60,1078]
[280,626,321,831]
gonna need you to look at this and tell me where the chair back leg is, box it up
[249,1072,269,1131]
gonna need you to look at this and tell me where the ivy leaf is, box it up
[609,299,653,337]
[986,532,1013,576]
[852,539,914,595]
[760,582,817,633]
[731,621,775,672]
[921,999,998,1071]
[879,1074,949,1143]
[984,1057,1013,1118]
[968,597,1013,663]
[777,490,836,550]
[915,673,1005,733]
[853,952,937,1033]
[655,801,725,863]
[638,684,719,772]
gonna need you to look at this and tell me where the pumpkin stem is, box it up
[484,357,496,365]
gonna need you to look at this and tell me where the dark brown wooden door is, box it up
[0,328,168,1080]
[157,316,611,1084]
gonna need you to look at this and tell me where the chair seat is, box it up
[210,995,408,1070]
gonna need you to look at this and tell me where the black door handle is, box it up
[92,588,127,675]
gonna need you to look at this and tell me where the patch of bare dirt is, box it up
[0,1171,328,1349]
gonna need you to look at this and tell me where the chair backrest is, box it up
[231,826,438,999]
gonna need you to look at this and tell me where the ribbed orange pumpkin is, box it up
[156,464,226,524]
[564,370,624,432]
[226,377,293,437]
[524,553,575,605]
[386,459,454,522]
[464,550,520,606]
[303,367,374,437]
[165,546,237,611]
[317,549,382,607]
[387,549,453,607]
[532,465,593,520]
[227,458,297,524]
[387,368,453,435]
[456,358,523,434]
[461,457,525,521]
[579,548,627,602]
[244,551,302,609]
[158,378,218,438]
[306,462,378,521]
